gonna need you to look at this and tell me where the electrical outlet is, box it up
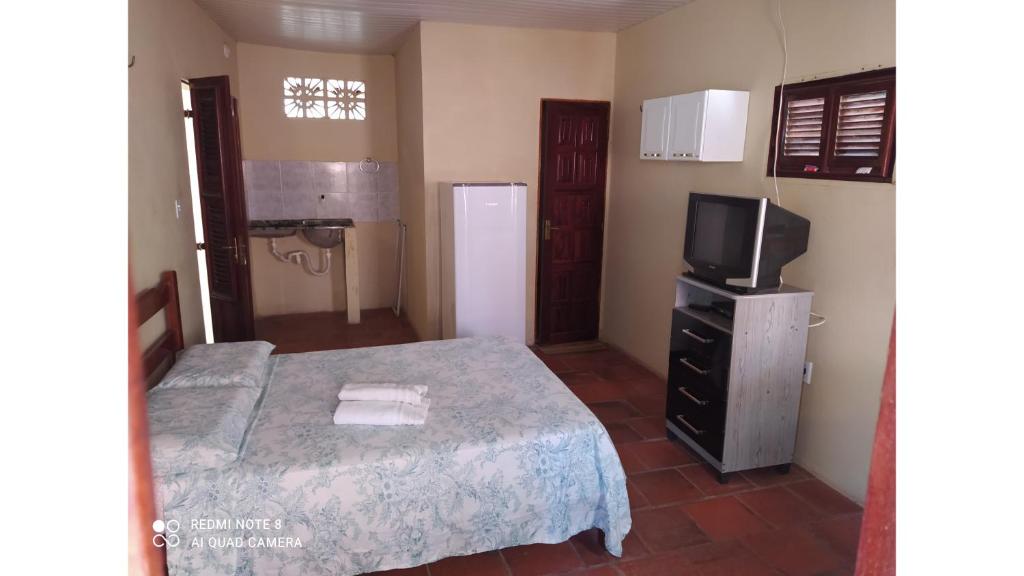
[803,361,813,385]
[175,199,183,220]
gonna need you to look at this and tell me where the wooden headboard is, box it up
[136,270,184,388]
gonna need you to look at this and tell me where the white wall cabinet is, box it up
[666,92,706,160]
[641,89,749,162]
[639,96,671,159]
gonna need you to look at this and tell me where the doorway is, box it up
[184,75,255,343]
[535,100,610,345]
[181,81,214,343]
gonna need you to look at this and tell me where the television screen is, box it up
[685,192,810,291]
[690,199,757,271]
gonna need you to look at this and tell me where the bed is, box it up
[139,272,632,576]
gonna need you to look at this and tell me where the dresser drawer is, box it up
[666,385,725,460]
[668,349,728,401]
[670,309,732,369]
[667,377,726,430]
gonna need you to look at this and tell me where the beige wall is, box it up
[247,225,398,317]
[129,0,238,346]
[414,21,618,342]
[602,0,895,503]
[236,44,400,317]
[394,26,430,339]
[236,43,397,162]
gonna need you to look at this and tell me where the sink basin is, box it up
[301,228,344,249]
[249,218,353,248]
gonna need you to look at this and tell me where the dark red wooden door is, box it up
[537,101,610,344]
[189,76,254,342]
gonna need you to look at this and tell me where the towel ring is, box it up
[359,157,380,174]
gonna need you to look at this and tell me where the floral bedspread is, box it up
[155,337,631,575]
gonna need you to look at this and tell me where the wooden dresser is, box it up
[666,274,813,482]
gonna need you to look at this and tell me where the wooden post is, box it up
[344,227,360,324]
[128,275,166,576]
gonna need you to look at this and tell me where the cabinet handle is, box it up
[678,386,708,406]
[679,356,710,376]
[675,414,704,435]
[681,328,714,345]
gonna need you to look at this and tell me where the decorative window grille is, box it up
[327,80,366,120]
[283,77,325,119]
[283,77,365,121]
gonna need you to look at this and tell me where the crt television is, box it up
[683,192,810,292]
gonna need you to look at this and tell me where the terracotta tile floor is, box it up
[255,309,419,354]
[260,315,863,576]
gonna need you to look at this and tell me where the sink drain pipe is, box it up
[392,220,406,317]
[268,238,332,276]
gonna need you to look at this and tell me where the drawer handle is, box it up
[679,357,710,376]
[681,328,714,345]
[678,386,708,406]
[675,414,704,435]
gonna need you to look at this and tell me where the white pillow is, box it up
[158,341,274,389]
[147,386,262,476]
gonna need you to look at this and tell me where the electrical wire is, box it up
[772,0,788,210]
[774,0,826,331]
[774,0,789,289]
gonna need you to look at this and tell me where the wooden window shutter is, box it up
[826,75,896,180]
[783,96,826,157]
[190,81,238,299]
[767,68,895,183]
[776,87,831,176]
[834,91,888,158]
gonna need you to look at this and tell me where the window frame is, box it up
[767,67,895,183]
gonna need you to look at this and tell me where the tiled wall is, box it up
[243,160,399,222]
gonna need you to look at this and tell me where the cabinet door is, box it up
[640,97,671,159]
[667,91,707,161]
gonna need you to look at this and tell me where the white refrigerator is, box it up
[439,182,527,342]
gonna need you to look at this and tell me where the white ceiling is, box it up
[195,0,694,54]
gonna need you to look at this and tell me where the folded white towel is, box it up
[333,399,430,426]
[337,383,428,405]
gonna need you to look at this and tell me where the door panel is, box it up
[667,92,706,160]
[537,101,610,344]
[640,96,670,158]
[189,76,254,342]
